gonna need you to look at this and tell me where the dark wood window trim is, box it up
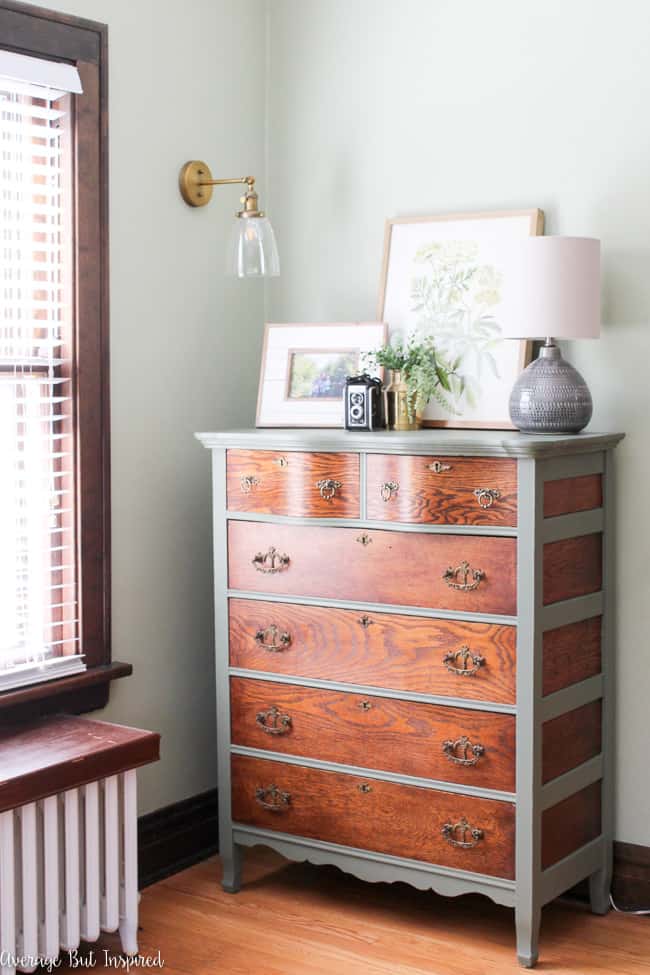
[0,1,130,718]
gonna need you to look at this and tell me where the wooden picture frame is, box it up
[377,209,544,429]
[256,323,387,428]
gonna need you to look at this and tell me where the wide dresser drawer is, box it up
[229,599,516,704]
[226,449,359,517]
[231,677,515,791]
[231,754,515,879]
[228,522,517,616]
[367,454,517,526]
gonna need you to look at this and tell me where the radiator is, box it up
[0,770,139,975]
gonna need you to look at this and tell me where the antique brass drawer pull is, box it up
[252,546,290,573]
[442,735,485,766]
[316,478,342,501]
[254,624,292,652]
[255,785,291,812]
[427,461,452,473]
[358,699,373,711]
[474,488,501,509]
[255,705,292,735]
[356,533,372,547]
[443,560,485,591]
[380,480,399,502]
[441,817,484,849]
[240,474,260,494]
[443,646,485,676]
[357,783,373,794]
[358,615,374,628]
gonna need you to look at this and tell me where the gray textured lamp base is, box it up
[509,342,593,434]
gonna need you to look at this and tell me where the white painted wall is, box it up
[42,0,267,813]
[33,0,648,842]
[265,0,650,845]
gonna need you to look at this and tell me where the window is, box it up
[0,3,126,712]
[1,53,81,690]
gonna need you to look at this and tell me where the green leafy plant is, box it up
[366,337,460,420]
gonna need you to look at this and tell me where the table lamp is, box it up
[499,236,600,433]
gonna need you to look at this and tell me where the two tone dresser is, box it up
[196,428,623,967]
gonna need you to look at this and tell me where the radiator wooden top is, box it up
[0,715,160,812]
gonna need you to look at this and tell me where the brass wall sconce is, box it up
[179,160,280,278]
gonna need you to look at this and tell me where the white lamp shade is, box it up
[499,236,600,340]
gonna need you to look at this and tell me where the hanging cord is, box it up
[609,893,650,916]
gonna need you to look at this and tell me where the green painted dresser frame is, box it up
[197,428,624,968]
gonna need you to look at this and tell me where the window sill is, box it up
[0,661,132,716]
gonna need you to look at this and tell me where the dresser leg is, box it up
[515,904,540,968]
[221,843,243,894]
[589,864,612,915]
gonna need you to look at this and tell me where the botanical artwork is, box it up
[379,211,543,428]
[410,241,503,414]
[287,350,358,400]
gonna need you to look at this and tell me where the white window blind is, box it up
[0,52,85,690]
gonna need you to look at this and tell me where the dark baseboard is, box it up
[138,788,218,888]
[612,841,650,910]
[138,790,650,912]
[562,840,650,909]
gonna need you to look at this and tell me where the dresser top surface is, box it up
[196,428,624,458]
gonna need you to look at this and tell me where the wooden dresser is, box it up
[197,428,623,968]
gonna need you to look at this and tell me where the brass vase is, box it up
[384,370,421,431]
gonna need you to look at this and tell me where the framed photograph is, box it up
[256,322,387,427]
[378,209,544,429]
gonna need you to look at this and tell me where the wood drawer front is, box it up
[228,522,517,616]
[231,754,515,878]
[226,450,359,517]
[231,677,516,791]
[229,599,516,704]
[366,455,517,526]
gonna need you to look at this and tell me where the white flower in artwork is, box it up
[409,240,505,413]
[415,240,479,265]
[471,265,503,307]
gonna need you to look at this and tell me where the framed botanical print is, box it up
[378,209,544,429]
[256,322,387,427]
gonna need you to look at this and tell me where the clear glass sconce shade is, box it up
[226,215,280,278]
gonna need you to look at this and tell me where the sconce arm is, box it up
[198,175,255,188]
[179,160,260,210]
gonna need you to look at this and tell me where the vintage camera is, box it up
[344,374,384,431]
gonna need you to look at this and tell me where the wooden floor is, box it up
[60,849,649,974]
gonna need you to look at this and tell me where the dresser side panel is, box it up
[212,447,240,887]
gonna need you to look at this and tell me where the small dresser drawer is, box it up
[231,677,516,791]
[226,450,359,517]
[231,754,515,878]
[228,521,517,616]
[229,599,516,704]
[367,454,517,526]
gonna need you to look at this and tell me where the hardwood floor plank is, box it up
[58,851,650,974]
